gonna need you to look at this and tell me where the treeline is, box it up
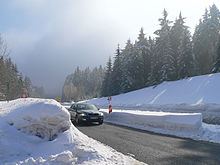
[101,4,220,97]
[0,36,44,100]
[62,66,105,101]
[62,4,220,101]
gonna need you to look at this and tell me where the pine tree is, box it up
[0,35,9,59]
[178,28,195,78]
[192,19,204,74]
[136,28,152,86]
[24,76,33,97]
[170,12,184,78]
[193,5,220,74]
[147,37,156,86]
[120,39,134,93]
[101,57,112,97]
[111,45,123,95]
[170,12,195,79]
[0,56,6,100]
[208,4,220,63]
[95,65,105,97]
[212,36,220,73]
[128,43,143,90]
[151,9,175,84]
[0,36,9,100]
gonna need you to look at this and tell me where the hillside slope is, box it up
[86,73,220,124]
[89,73,220,105]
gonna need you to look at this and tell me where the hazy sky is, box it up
[0,0,220,97]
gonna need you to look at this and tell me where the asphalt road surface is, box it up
[76,122,220,165]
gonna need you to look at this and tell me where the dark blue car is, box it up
[68,103,104,125]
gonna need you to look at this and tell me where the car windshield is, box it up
[76,104,98,110]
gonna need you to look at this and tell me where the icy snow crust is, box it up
[0,98,144,165]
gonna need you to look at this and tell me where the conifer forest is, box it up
[63,5,220,101]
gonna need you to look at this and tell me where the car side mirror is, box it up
[71,107,77,111]
[98,108,100,110]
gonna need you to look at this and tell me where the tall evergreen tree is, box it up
[178,28,195,78]
[0,56,6,100]
[151,9,175,85]
[136,28,152,86]
[208,4,220,64]
[101,57,112,97]
[193,5,220,74]
[170,13,195,79]
[170,12,184,78]
[212,36,220,73]
[120,39,134,93]
[128,43,144,90]
[24,76,32,97]
[111,45,123,95]
[95,65,105,97]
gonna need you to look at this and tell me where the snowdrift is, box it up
[101,109,220,143]
[0,98,143,164]
[102,110,202,132]
[6,99,71,140]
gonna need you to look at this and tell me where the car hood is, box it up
[78,110,102,115]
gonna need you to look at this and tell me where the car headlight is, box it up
[79,113,87,116]
[100,112,104,116]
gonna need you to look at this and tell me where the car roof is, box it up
[72,103,94,105]
[74,103,92,105]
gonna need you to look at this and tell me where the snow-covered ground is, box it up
[86,73,220,124]
[2,73,219,164]
[0,98,144,165]
[75,73,220,144]
[90,73,220,105]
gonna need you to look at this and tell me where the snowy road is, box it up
[77,122,220,165]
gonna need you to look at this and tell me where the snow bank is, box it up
[90,103,220,124]
[6,99,71,140]
[101,109,220,144]
[102,109,202,132]
[0,98,144,164]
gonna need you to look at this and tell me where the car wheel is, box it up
[98,120,103,125]
[76,116,81,125]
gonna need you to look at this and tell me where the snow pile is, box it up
[0,98,144,164]
[6,99,71,140]
[102,110,202,132]
[100,109,220,143]
[12,126,143,165]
